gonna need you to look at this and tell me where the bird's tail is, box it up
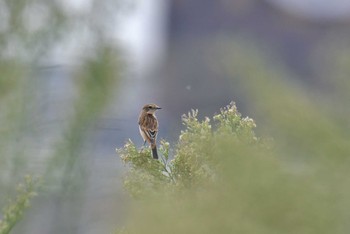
[151,144,158,159]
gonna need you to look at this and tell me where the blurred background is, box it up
[1,0,350,233]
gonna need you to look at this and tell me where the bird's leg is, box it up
[140,140,147,152]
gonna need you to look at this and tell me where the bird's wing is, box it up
[148,129,157,139]
[140,126,157,143]
[139,114,158,144]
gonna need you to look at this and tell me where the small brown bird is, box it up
[138,104,161,159]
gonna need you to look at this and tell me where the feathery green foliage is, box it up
[0,176,40,234]
[118,94,350,234]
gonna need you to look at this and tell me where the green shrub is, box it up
[118,102,262,198]
[117,100,350,234]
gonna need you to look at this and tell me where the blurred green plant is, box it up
[0,175,40,234]
[45,45,120,188]
[0,1,122,232]
[118,94,350,234]
[0,0,122,62]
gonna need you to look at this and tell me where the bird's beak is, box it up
[156,107,162,110]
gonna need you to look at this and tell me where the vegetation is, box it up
[2,1,350,233]
[118,59,350,234]
[0,1,121,232]
[118,102,263,198]
[0,176,40,234]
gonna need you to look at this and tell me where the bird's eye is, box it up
[148,105,152,108]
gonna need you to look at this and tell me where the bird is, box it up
[138,104,161,159]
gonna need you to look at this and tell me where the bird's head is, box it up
[142,104,162,114]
